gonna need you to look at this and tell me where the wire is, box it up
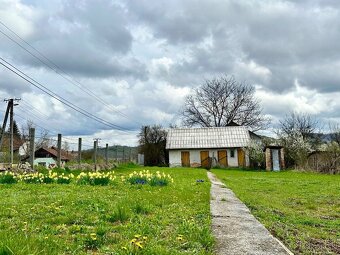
[0,57,134,133]
[0,21,142,126]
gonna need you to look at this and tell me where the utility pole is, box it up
[0,101,11,149]
[1,98,20,167]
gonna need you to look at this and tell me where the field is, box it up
[0,166,213,255]
[212,169,340,255]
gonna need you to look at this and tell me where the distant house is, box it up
[1,135,24,153]
[23,147,71,168]
[166,126,260,168]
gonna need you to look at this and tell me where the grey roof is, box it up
[166,126,251,149]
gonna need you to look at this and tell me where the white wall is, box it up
[226,148,238,167]
[169,150,182,167]
[169,148,249,167]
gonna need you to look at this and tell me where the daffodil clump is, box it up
[127,170,174,186]
[0,171,17,184]
[76,171,116,186]
[16,171,74,184]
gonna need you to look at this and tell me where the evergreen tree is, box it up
[13,120,21,139]
[7,120,21,139]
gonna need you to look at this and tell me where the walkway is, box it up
[207,171,293,255]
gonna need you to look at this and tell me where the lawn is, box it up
[0,166,213,255]
[212,169,340,255]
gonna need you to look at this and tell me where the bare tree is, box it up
[181,75,269,131]
[277,112,321,168]
[278,112,319,140]
[20,120,53,156]
[329,122,340,146]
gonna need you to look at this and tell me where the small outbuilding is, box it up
[166,126,260,168]
[264,145,285,171]
[23,147,71,168]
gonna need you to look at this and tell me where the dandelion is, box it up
[177,234,184,241]
[90,233,97,240]
[135,241,143,249]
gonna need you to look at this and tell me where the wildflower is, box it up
[121,246,127,250]
[90,233,97,240]
[143,236,148,241]
[134,234,141,238]
[130,238,137,244]
[135,241,143,249]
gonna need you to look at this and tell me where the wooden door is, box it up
[200,151,209,168]
[218,150,228,167]
[181,151,190,167]
[237,148,245,167]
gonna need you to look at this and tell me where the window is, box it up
[230,149,235,158]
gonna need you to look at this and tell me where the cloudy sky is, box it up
[1,0,340,147]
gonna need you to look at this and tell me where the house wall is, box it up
[33,157,66,168]
[169,148,248,168]
[34,157,56,168]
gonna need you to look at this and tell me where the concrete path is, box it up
[208,171,293,255]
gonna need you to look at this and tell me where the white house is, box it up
[166,126,260,168]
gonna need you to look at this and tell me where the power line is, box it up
[0,57,133,133]
[0,21,142,126]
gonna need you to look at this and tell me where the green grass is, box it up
[212,169,340,255]
[0,167,213,254]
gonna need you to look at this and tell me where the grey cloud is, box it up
[2,0,149,80]
[0,69,32,95]
[129,0,340,94]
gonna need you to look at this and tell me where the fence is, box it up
[0,128,139,171]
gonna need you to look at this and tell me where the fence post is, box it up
[123,147,125,162]
[29,128,35,171]
[115,145,118,161]
[57,134,62,168]
[93,140,97,171]
[105,143,108,165]
[78,137,82,167]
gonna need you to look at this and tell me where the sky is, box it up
[1,0,340,148]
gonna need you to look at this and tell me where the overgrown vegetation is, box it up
[138,125,168,166]
[213,169,340,255]
[0,167,213,254]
